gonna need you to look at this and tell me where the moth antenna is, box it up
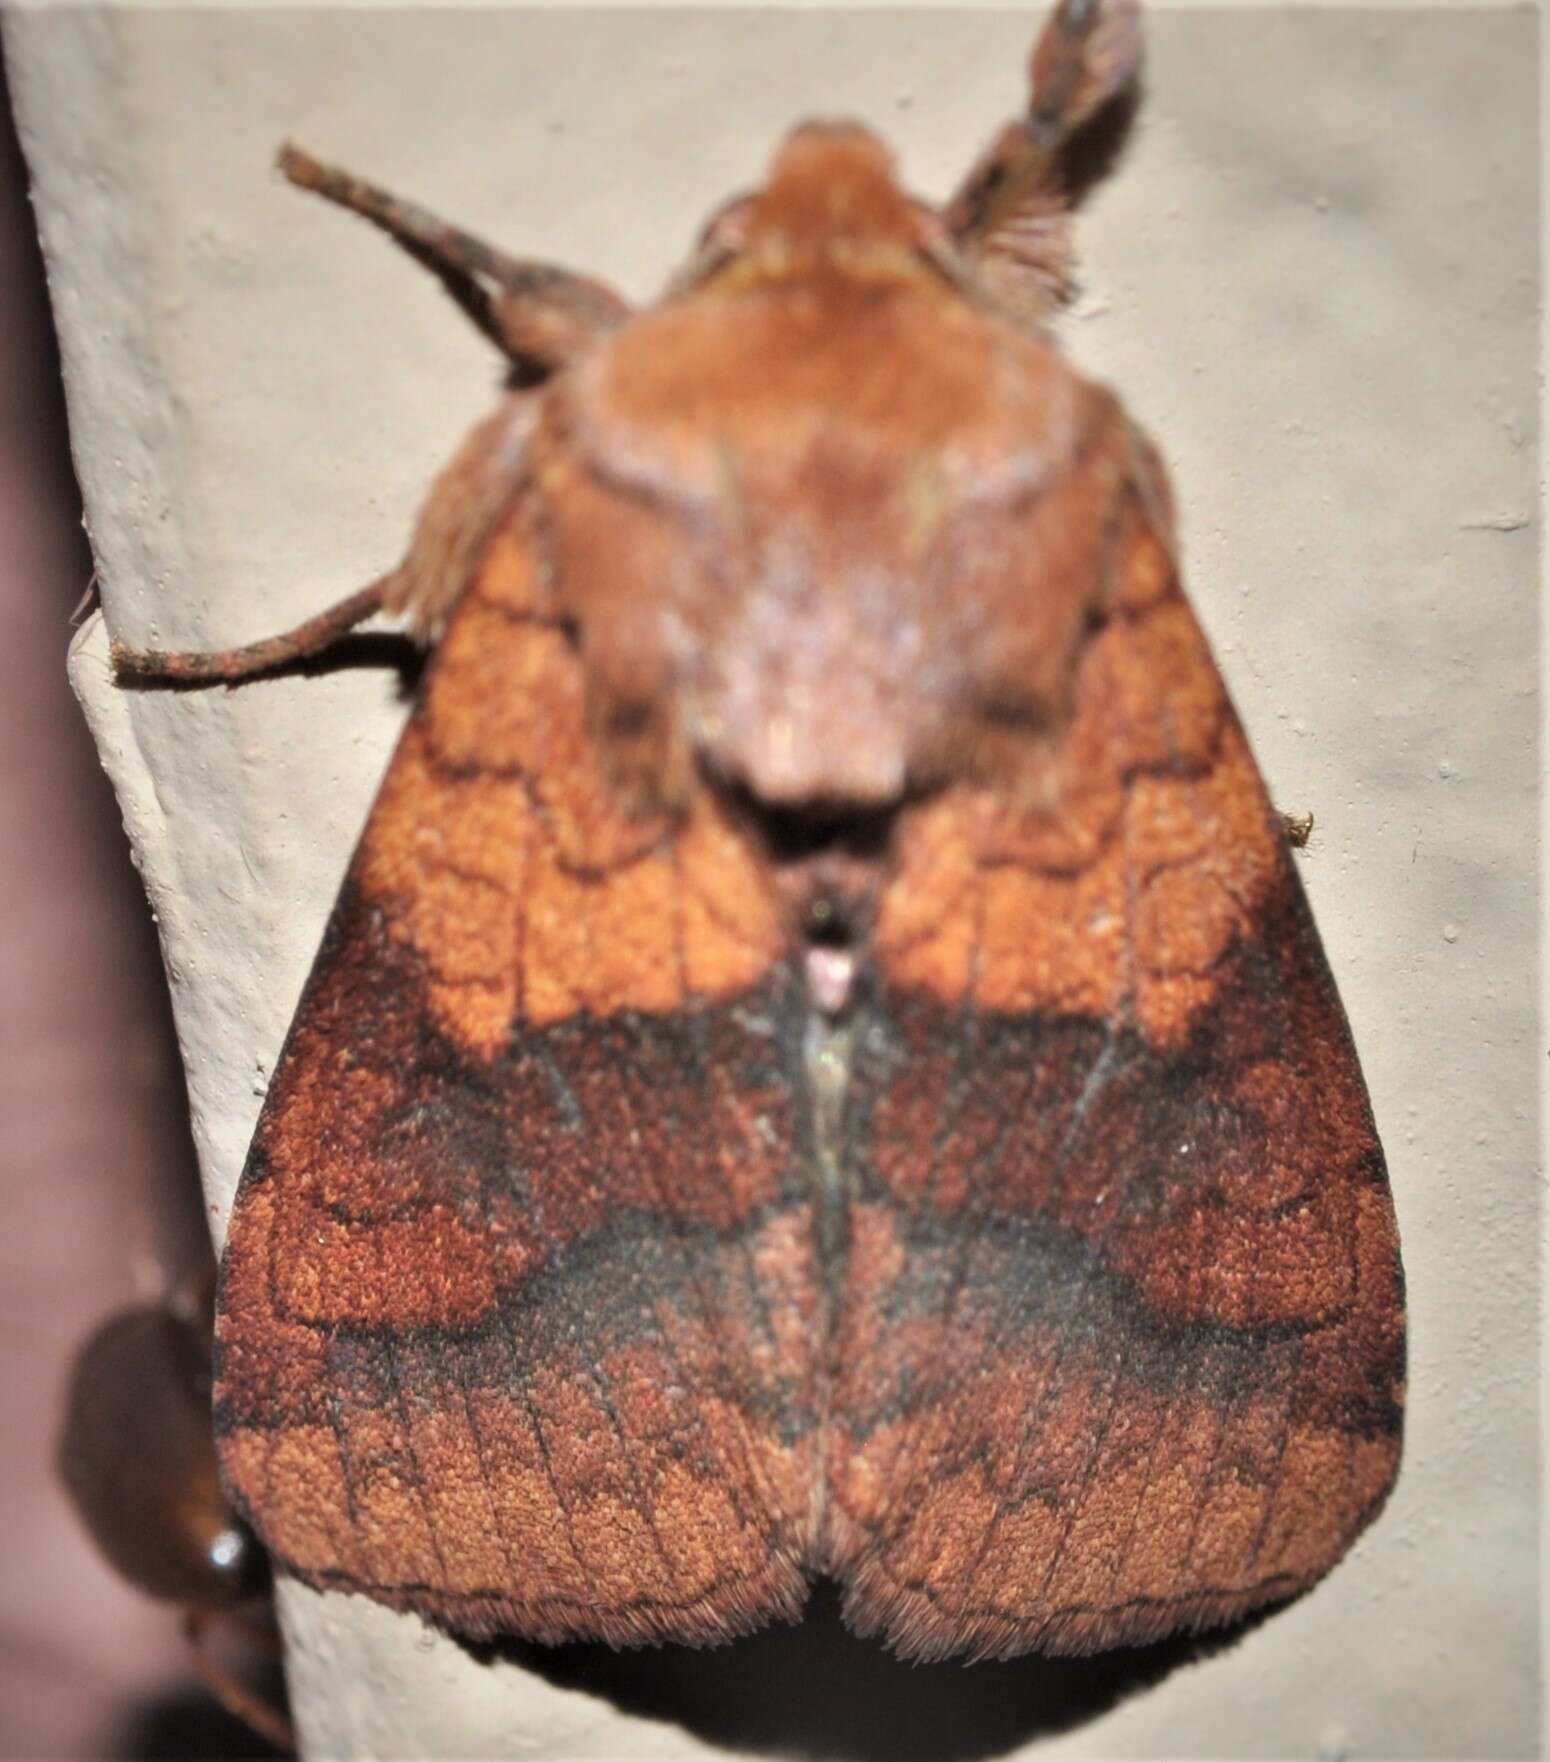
[112,577,393,686]
[944,0,1142,318]
[115,393,536,688]
[1028,0,1143,145]
[278,144,632,380]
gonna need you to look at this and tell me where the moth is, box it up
[117,0,1404,1662]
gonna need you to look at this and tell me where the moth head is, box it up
[680,121,955,301]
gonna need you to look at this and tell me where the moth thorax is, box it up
[682,556,945,812]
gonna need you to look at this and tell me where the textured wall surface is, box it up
[6,7,1537,1758]
[0,48,236,1758]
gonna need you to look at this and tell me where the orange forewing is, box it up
[823,504,1403,1658]
[215,522,823,1645]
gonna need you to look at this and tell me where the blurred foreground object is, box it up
[59,1286,294,1753]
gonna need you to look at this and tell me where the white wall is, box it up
[6,7,1536,1757]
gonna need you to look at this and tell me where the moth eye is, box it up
[696,195,749,249]
[672,193,758,290]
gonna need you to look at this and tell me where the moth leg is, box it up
[1279,809,1315,849]
[279,144,631,378]
[112,578,392,686]
[944,0,1142,316]
[115,393,537,687]
[182,1608,296,1754]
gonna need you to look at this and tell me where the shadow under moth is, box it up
[117,0,1404,1662]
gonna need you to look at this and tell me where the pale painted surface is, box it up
[5,8,1536,1758]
